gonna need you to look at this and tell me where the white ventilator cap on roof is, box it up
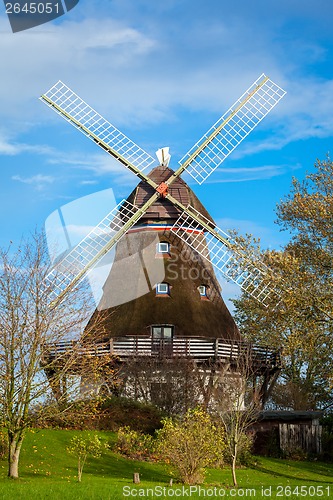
[156,147,171,167]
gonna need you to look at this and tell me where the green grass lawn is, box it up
[0,429,332,499]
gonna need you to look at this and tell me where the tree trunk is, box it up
[8,432,24,479]
[78,458,82,482]
[232,446,238,488]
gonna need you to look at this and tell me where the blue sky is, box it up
[1,0,333,304]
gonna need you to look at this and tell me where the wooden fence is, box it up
[279,422,322,454]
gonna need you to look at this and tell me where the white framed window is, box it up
[157,242,170,254]
[198,285,207,296]
[156,282,169,295]
[151,325,173,339]
[151,325,174,355]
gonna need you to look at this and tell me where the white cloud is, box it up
[12,174,55,190]
[1,4,333,188]
[0,137,17,155]
[47,151,139,187]
[0,132,54,156]
[80,180,99,186]
[0,17,157,125]
[0,5,332,164]
[205,163,301,184]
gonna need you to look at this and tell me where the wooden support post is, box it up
[215,338,219,357]
[133,472,140,484]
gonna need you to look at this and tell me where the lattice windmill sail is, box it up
[41,81,156,178]
[44,199,141,303]
[41,74,286,306]
[178,75,286,184]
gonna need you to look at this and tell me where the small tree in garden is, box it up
[156,407,225,485]
[214,350,260,488]
[67,434,105,482]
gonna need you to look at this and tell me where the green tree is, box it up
[67,434,105,482]
[233,158,333,410]
[156,407,225,485]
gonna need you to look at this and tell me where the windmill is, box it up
[41,74,286,408]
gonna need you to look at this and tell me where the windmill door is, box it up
[151,326,173,356]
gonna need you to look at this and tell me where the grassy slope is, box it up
[0,429,332,499]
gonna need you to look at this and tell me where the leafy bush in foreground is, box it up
[156,407,226,485]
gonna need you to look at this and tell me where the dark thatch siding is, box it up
[86,229,240,341]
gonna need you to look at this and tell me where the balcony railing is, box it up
[45,336,280,371]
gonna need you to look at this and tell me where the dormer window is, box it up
[157,242,170,253]
[198,285,207,297]
[156,282,170,296]
[156,241,171,259]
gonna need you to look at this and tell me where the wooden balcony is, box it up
[44,336,280,373]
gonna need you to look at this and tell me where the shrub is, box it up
[320,429,333,461]
[156,407,226,485]
[283,446,308,461]
[32,396,163,433]
[116,426,155,460]
[320,416,333,461]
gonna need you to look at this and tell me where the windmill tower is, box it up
[41,75,285,410]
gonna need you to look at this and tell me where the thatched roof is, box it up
[86,230,241,341]
[85,165,241,342]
